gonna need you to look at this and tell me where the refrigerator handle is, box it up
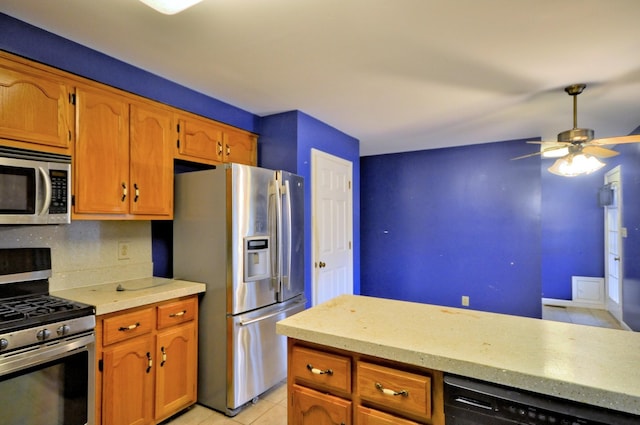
[275,177,283,287]
[283,179,293,290]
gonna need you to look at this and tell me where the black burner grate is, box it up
[0,295,86,323]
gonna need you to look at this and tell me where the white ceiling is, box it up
[2,0,640,156]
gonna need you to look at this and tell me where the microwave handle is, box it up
[38,167,52,216]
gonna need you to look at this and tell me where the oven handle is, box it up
[0,332,94,376]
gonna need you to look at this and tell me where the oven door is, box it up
[0,332,95,425]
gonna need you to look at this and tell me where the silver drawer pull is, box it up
[169,310,187,318]
[375,382,409,397]
[306,364,333,375]
[118,322,140,331]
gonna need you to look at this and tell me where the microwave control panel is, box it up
[49,169,68,214]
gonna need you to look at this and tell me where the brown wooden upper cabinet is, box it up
[223,126,258,165]
[175,112,257,166]
[74,86,173,219]
[0,54,74,154]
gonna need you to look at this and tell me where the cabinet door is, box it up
[0,58,73,150]
[176,115,223,163]
[75,86,129,214]
[102,335,154,425]
[292,384,351,425]
[130,103,173,217]
[155,322,197,421]
[223,128,257,165]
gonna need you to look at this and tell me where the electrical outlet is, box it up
[461,295,470,307]
[118,241,131,260]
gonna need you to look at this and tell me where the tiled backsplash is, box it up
[0,221,153,291]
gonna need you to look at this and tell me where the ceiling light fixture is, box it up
[547,153,605,177]
[138,0,202,15]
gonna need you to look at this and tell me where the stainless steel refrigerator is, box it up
[173,163,306,416]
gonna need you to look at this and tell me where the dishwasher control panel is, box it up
[444,374,638,425]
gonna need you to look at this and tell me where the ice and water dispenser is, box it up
[244,237,270,281]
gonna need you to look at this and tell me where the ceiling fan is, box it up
[512,84,640,176]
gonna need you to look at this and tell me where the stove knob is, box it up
[57,324,71,336]
[0,338,8,351]
[36,329,51,341]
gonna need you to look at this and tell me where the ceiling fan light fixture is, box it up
[138,0,202,14]
[548,153,605,177]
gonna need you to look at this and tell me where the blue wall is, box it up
[540,166,605,299]
[260,111,361,304]
[361,139,542,318]
[362,134,640,326]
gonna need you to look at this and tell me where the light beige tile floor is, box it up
[163,380,287,425]
[542,305,625,330]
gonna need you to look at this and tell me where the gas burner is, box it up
[0,295,87,323]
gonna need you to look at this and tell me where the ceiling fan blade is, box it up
[511,144,571,160]
[525,141,566,145]
[590,134,640,146]
[582,145,620,158]
[511,151,544,160]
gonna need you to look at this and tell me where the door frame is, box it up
[604,165,624,324]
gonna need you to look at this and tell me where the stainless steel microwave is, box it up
[0,146,71,225]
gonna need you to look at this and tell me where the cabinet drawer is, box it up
[103,308,154,346]
[357,362,431,419]
[157,297,197,329]
[291,346,351,393]
[357,406,421,425]
[292,384,352,425]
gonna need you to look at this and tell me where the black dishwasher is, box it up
[444,374,638,425]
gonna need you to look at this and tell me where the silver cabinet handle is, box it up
[133,183,140,202]
[118,322,140,331]
[375,382,408,397]
[306,364,333,375]
[160,346,167,367]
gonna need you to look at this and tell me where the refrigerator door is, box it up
[228,296,305,411]
[231,164,279,315]
[277,171,305,302]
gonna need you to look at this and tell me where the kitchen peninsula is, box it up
[277,294,640,423]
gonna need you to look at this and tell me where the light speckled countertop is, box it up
[276,294,640,415]
[52,277,206,315]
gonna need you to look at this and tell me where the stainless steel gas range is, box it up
[0,247,96,425]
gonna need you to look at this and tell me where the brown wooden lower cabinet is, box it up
[96,295,198,425]
[288,339,444,425]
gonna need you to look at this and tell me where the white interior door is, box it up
[311,148,353,306]
[604,166,623,323]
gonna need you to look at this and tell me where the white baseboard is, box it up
[541,297,606,310]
